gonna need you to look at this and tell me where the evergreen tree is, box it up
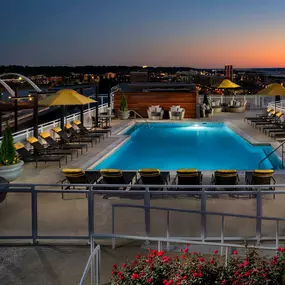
[0,124,16,165]
[120,93,128,111]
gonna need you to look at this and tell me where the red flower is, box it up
[119,276,124,281]
[181,255,185,259]
[112,270,116,275]
[131,273,140,280]
[146,259,152,263]
[209,258,215,264]
[183,248,189,253]
[244,271,250,277]
[233,250,238,255]
[192,251,197,255]
[158,250,165,256]
[122,263,127,268]
[213,250,218,254]
[277,247,285,252]
[117,271,123,276]
[193,272,199,278]
[183,276,188,280]
[199,257,204,262]
[198,273,203,278]
[222,280,226,285]
[147,277,153,283]
[136,254,141,259]
[243,261,249,266]
[112,264,117,268]
[197,265,201,270]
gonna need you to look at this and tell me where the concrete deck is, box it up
[0,111,283,242]
[1,111,285,284]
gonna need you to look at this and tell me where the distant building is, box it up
[130,71,149,83]
[225,65,233,80]
[104,72,116,79]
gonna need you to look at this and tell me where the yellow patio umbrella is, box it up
[216,79,240,89]
[39,89,97,128]
[39,89,96,106]
[213,79,241,103]
[257,83,285,114]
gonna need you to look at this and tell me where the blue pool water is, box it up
[94,123,281,171]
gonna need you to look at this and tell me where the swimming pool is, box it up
[93,123,281,171]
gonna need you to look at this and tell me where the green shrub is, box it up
[120,93,128,112]
[0,124,18,166]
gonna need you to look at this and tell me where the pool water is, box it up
[94,123,281,171]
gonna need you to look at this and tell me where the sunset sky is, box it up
[1,0,285,68]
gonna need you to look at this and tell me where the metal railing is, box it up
[111,203,285,250]
[259,140,285,168]
[1,94,112,144]
[79,244,100,285]
[0,182,285,244]
[130,109,150,126]
[199,94,275,110]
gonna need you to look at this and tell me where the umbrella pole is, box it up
[33,93,39,138]
[80,105,84,125]
[60,105,65,130]
[95,85,99,128]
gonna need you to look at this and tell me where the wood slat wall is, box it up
[114,92,198,118]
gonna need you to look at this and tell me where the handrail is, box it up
[79,244,100,285]
[129,109,150,126]
[258,140,285,168]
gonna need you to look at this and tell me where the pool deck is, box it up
[1,111,285,284]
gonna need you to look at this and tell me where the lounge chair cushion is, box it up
[53,127,62,133]
[170,106,180,112]
[40,132,51,139]
[73,120,81,125]
[62,168,85,177]
[14,142,25,150]
[27,137,38,144]
[139,168,160,177]
[253,170,274,177]
[100,169,122,178]
[177,169,198,177]
[65,124,72,129]
[171,112,181,117]
[215,170,237,177]
[156,107,162,112]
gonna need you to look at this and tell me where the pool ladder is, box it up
[258,140,285,169]
[130,110,151,128]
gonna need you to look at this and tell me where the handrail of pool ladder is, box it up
[258,140,285,169]
[130,110,151,127]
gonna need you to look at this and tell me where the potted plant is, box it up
[118,93,130,120]
[0,124,24,182]
[203,94,212,117]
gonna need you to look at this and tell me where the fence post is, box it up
[112,206,115,249]
[90,236,95,285]
[31,186,38,244]
[256,189,262,243]
[88,187,95,238]
[144,187,151,243]
[201,190,207,241]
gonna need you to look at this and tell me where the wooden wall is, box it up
[114,91,198,118]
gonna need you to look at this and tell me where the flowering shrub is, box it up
[110,246,285,285]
